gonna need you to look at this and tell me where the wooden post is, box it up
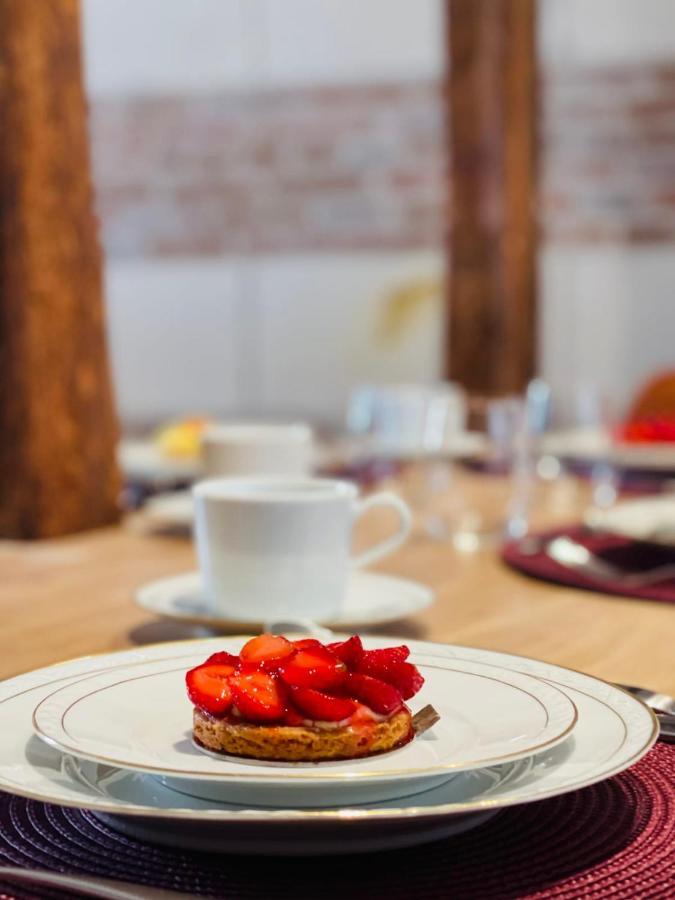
[445,0,538,394]
[0,0,120,538]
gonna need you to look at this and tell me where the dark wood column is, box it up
[0,0,120,538]
[445,0,538,394]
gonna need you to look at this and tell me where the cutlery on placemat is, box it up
[615,684,675,716]
[545,536,675,588]
[614,684,675,744]
[0,866,191,900]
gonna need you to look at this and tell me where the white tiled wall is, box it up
[538,246,675,419]
[540,0,675,65]
[538,0,675,417]
[89,0,674,430]
[104,254,445,427]
[104,261,242,425]
[82,0,444,95]
[255,254,445,423]
[83,0,447,429]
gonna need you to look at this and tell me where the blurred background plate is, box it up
[585,495,675,547]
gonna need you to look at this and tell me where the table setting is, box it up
[3,386,675,898]
[3,381,675,900]
[3,0,675,888]
[0,632,671,898]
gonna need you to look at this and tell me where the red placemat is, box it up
[503,525,675,604]
[0,742,673,899]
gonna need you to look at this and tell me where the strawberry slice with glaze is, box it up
[292,638,323,651]
[281,704,306,726]
[280,647,347,690]
[381,661,424,700]
[229,671,285,722]
[289,686,356,722]
[239,634,295,669]
[326,635,364,668]
[205,651,239,667]
[358,646,410,671]
[356,647,423,699]
[347,673,404,715]
[186,663,235,716]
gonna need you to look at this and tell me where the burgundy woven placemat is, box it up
[503,525,675,604]
[0,742,673,899]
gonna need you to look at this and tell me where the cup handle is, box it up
[351,492,412,568]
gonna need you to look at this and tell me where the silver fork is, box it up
[546,536,675,588]
[0,867,191,900]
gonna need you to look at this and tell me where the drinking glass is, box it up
[343,382,469,530]
[533,380,619,513]
[346,382,467,459]
[422,395,535,549]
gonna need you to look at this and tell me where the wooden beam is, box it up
[0,0,121,538]
[445,0,538,394]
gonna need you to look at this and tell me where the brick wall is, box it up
[540,64,675,243]
[90,83,447,258]
[89,64,675,258]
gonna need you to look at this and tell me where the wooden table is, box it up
[1,476,674,693]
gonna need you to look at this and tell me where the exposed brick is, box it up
[88,64,675,257]
[540,63,675,243]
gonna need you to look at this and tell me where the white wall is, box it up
[82,0,447,429]
[105,254,445,427]
[539,246,675,420]
[82,0,444,95]
[538,0,675,420]
[540,0,675,66]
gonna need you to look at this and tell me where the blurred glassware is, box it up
[346,382,467,460]
[342,382,472,537]
[532,380,619,513]
[422,395,535,550]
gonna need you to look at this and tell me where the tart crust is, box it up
[193,706,413,762]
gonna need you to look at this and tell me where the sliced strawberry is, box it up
[359,646,410,671]
[281,704,306,726]
[229,671,285,722]
[383,661,424,700]
[186,663,235,716]
[205,651,239,667]
[239,634,295,669]
[347,673,403,715]
[326,635,364,668]
[289,686,356,722]
[355,647,422,699]
[292,638,323,651]
[280,647,347,690]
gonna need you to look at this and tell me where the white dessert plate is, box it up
[135,570,435,631]
[32,645,577,807]
[585,494,675,547]
[0,638,656,855]
[540,428,675,472]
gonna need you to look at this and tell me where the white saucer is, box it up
[135,570,435,631]
[142,490,194,529]
[0,637,657,855]
[33,645,577,807]
[118,441,199,486]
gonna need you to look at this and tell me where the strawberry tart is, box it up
[186,634,425,762]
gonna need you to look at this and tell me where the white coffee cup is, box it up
[201,423,313,477]
[193,477,412,621]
